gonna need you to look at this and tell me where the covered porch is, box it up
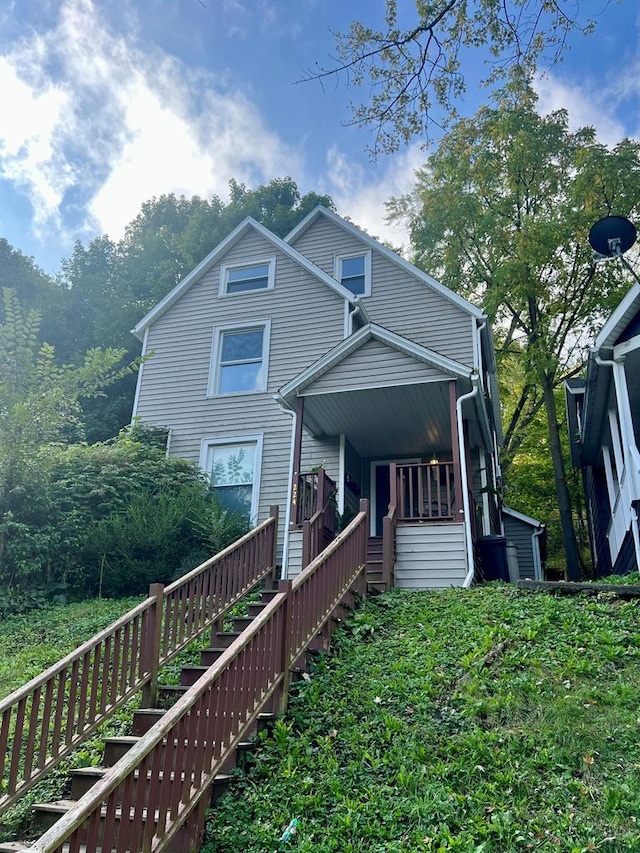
[276,326,500,588]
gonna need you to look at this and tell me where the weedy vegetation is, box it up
[204,585,640,853]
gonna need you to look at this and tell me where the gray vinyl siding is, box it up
[291,216,475,367]
[395,523,467,588]
[302,339,449,395]
[286,529,303,579]
[135,228,347,557]
[503,514,537,580]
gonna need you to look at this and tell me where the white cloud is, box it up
[0,0,300,244]
[534,72,638,146]
[323,144,424,251]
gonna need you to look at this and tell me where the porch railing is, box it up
[396,462,456,522]
[296,469,338,566]
[30,501,369,853]
[0,509,278,817]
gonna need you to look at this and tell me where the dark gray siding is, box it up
[503,514,537,580]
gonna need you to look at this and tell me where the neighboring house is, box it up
[132,205,506,588]
[502,507,546,581]
[566,282,640,577]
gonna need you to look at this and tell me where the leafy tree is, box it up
[390,78,640,578]
[307,0,600,154]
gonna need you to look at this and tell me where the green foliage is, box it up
[204,587,640,852]
[0,597,142,700]
[390,76,640,578]
[317,1,598,154]
[0,424,249,605]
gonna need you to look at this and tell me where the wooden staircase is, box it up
[0,590,278,853]
[366,536,386,592]
[0,501,370,853]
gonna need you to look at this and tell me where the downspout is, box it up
[457,373,480,587]
[532,525,545,581]
[345,301,361,337]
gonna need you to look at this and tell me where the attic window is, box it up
[335,251,371,297]
[220,258,275,295]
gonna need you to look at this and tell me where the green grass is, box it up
[595,572,640,586]
[204,586,640,853]
[0,597,143,700]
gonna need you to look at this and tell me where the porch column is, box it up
[449,380,464,517]
[290,396,304,528]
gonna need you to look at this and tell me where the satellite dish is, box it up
[588,215,637,258]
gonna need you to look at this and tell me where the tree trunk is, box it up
[542,376,582,580]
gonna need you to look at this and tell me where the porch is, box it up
[276,325,501,589]
[286,458,471,588]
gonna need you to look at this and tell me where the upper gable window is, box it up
[335,251,371,297]
[220,258,275,296]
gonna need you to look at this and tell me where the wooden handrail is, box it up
[30,501,369,853]
[382,503,397,589]
[0,510,279,817]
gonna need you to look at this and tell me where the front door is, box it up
[370,458,419,536]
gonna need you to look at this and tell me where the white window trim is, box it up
[334,249,372,298]
[207,319,272,397]
[219,257,275,297]
[199,434,264,525]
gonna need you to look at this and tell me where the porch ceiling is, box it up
[301,380,454,458]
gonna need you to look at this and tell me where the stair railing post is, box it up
[359,499,369,598]
[141,582,164,708]
[302,519,311,568]
[277,579,293,716]
[268,505,279,588]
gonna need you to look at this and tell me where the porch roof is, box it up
[275,324,481,458]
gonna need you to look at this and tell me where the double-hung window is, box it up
[209,321,271,396]
[201,435,262,521]
[335,250,371,297]
[220,258,275,296]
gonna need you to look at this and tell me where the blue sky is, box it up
[0,0,638,274]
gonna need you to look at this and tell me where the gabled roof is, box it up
[285,205,485,321]
[275,322,473,408]
[503,506,545,530]
[131,216,358,339]
[593,281,640,351]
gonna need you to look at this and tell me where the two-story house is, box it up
[132,206,504,588]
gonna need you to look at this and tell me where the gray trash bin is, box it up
[506,541,519,583]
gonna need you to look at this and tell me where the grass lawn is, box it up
[0,597,143,701]
[204,585,640,853]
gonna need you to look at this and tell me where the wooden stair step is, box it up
[102,735,140,766]
[247,602,266,617]
[232,616,254,631]
[214,631,242,648]
[132,708,165,735]
[199,647,227,666]
[180,665,210,686]
[260,589,279,602]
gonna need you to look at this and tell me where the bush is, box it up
[0,425,250,606]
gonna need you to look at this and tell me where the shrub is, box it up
[0,425,250,606]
